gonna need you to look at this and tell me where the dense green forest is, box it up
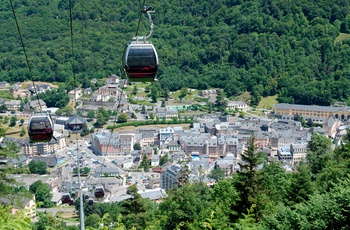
[2,0,350,105]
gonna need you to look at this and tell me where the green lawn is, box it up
[258,95,278,109]
[335,33,350,44]
[0,90,14,99]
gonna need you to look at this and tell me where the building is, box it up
[160,164,182,191]
[94,167,121,177]
[323,117,341,138]
[21,132,66,156]
[0,81,10,88]
[4,100,21,110]
[274,103,350,122]
[151,155,160,167]
[65,115,85,131]
[68,88,82,101]
[227,100,248,111]
[32,155,58,167]
[24,99,47,112]
[159,127,175,146]
[290,141,308,164]
[91,131,121,156]
[154,108,178,120]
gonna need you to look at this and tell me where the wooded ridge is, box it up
[1,0,350,106]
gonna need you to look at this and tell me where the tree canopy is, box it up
[2,0,350,105]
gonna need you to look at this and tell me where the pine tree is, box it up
[233,135,264,220]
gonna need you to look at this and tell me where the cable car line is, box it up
[67,0,87,228]
[9,0,42,112]
[135,0,147,38]
[10,0,55,143]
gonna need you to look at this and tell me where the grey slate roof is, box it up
[32,156,57,167]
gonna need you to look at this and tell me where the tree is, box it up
[159,154,168,166]
[28,160,48,175]
[153,147,158,155]
[132,85,138,95]
[85,213,101,229]
[117,113,128,123]
[0,104,7,113]
[0,205,32,230]
[208,167,225,182]
[141,105,146,114]
[161,100,166,107]
[96,107,109,126]
[215,89,227,112]
[55,105,74,116]
[233,135,265,220]
[19,119,24,126]
[29,180,53,207]
[179,87,187,100]
[81,122,89,136]
[140,155,150,172]
[118,184,148,229]
[307,133,333,175]
[9,116,17,127]
[133,143,141,150]
[20,127,26,137]
[159,183,212,230]
[149,113,154,120]
[87,110,95,118]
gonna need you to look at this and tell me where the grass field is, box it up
[335,33,350,44]
[0,90,14,99]
[258,95,278,109]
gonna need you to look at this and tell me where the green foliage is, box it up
[159,154,169,166]
[33,212,74,230]
[20,127,26,136]
[117,113,128,123]
[208,167,225,182]
[9,116,17,127]
[87,110,95,118]
[234,135,265,220]
[73,167,90,175]
[133,143,141,151]
[215,89,227,112]
[0,205,32,230]
[34,88,69,108]
[55,105,74,116]
[0,104,7,112]
[95,107,109,127]
[307,133,333,175]
[28,160,48,175]
[29,180,53,208]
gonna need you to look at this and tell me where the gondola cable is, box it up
[95,0,154,200]
[10,0,54,144]
[68,0,86,228]
[9,0,43,112]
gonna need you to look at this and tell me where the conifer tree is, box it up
[233,135,264,220]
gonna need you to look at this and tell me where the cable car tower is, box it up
[123,6,158,83]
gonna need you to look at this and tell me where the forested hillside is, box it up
[2,0,350,105]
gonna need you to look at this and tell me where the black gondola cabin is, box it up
[94,186,105,198]
[124,41,158,82]
[28,113,54,143]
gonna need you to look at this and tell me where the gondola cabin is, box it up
[124,41,158,82]
[94,186,105,198]
[28,113,54,143]
[87,198,94,206]
[61,193,71,204]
